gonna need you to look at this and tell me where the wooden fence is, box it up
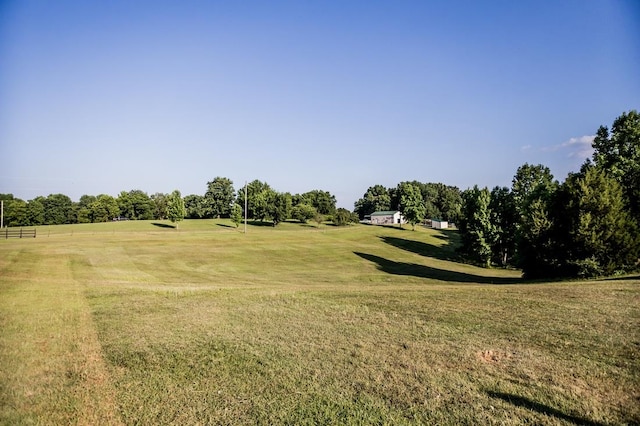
[3,228,37,239]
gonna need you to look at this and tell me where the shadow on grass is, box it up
[247,220,276,227]
[600,274,640,282]
[486,391,606,426]
[431,232,452,242]
[354,252,521,284]
[216,223,236,229]
[380,235,460,262]
[151,222,176,229]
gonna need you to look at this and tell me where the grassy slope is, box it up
[0,220,638,425]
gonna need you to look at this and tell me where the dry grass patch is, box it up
[0,244,121,425]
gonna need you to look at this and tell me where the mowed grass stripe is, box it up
[0,242,121,425]
[1,221,638,424]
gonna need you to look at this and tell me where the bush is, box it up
[332,208,357,226]
[571,257,602,279]
[291,204,317,223]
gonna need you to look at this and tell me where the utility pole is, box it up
[244,181,247,234]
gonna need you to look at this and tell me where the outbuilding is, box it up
[431,219,448,229]
[370,211,405,226]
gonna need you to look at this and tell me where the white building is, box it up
[431,219,448,229]
[370,211,405,226]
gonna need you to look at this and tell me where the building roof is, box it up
[371,210,400,216]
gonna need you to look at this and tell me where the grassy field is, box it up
[1,220,638,425]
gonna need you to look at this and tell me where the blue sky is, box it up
[1,1,638,208]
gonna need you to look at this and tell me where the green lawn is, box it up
[1,220,638,425]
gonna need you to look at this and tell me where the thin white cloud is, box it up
[520,144,532,152]
[543,135,595,160]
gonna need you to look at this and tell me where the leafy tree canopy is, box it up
[117,190,154,220]
[184,194,207,219]
[592,110,640,218]
[511,163,557,217]
[397,182,425,230]
[230,203,243,228]
[459,186,495,268]
[489,186,517,267]
[269,192,292,226]
[301,190,336,215]
[559,165,640,277]
[354,185,391,219]
[151,193,168,220]
[236,180,272,221]
[205,177,235,218]
[167,190,186,228]
[333,208,357,226]
[291,204,317,224]
[43,194,74,225]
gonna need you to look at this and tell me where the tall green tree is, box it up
[43,194,74,225]
[236,180,272,220]
[511,163,556,217]
[511,163,559,277]
[489,186,518,266]
[230,203,243,228]
[205,177,235,218]
[75,195,96,223]
[26,197,45,226]
[253,188,273,222]
[354,185,391,219]
[398,182,425,230]
[89,195,120,222]
[151,193,168,220]
[167,190,186,229]
[269,192,292,226]
[301,190,336,216]
[437,185,463,223]
[517,196,560,278]
[117,190,153,220]
[459,186,495,267]
[419,183,441,220]
[1,195,27,227]
[559,166,640,277]
[184,194,207,219]
[291,204,317,224]
[592,110,640,219]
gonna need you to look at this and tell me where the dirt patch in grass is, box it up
[477,349,516,363]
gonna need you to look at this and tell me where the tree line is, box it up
[0,179,353,227]
[0,190,182,227]
[457,111,640,279]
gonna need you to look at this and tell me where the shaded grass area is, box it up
[1,222,639,424]
[380,232,461,262]
[354,252,522,284]
[486,392,607,426]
